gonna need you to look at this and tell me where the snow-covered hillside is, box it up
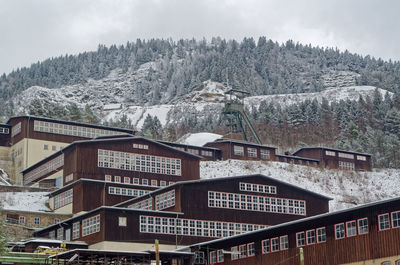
[200,160,400,211]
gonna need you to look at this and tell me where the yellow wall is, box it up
[89,241,186,252]
[10,138,67,185]
[342,255,400,265]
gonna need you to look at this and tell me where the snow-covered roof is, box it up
[0,192,50,212]
[177,132,222,147]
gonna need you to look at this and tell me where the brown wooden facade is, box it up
[158,140,222,161]
[0,123,11,146]
[275,154,319,167]
[49,179,158,214]
[189,197,400,265]
[7,116,135,145]
[204,139,276,161]
[293,147,372,171]
[35,174,331,248]
[22,136,202,186]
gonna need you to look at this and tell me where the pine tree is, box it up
[83,105,100,124]
[67,103,83,122]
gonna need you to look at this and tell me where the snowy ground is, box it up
[0,192,50,212]
[200,160,400,211]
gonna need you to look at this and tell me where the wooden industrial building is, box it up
[188,196,400,265]
[204,139,276,161]
[275,154,319,167]
[22,136,202,188]
[48,178,158,215]
[34,174,331,251]
[0,115,135,185]
[158,140,222,161]
[293,147,372,171]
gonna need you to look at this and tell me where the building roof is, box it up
[7,115,135,134]
[22,136,202,175]
[157,140,221,151]
[34,206,184,235]
[47,178,158,197]
[115,174,332,208]
[293,147,371,157]
[275,154,319,162]
[205,138,277,149]
[189,196,400,249]
[0,123,11,127]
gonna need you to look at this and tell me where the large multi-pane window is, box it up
[338,152,355,159]
[306,230,315,245]
[262,239,270,253]
[271,238,279,252]
[72,222,80,240]
[139,215,266,238]
[339,161,355,170]
[335,223,345,239]
[392,211,400,228]
[260,149,270,159]
[325,150,336,156]
[155,190,175,210]
[233,145,244,156]
[208,191,306,216]
[358,218,369,234]
[108,187,150,197]
[379,214,390,231]
[54,189,73,209]
[247,242,255,256]
[33,120,125,138]
[239,182,277,194]
[346,220,357,237]
[82,215,100,236]
[280,235,289,250]
[194,252,205,264]
[231,246,239,260]
[11,122,21,137]
[317,227,326,243]
[57,228,64,240]
[98,149,181,176]
[247,148,257,157]
[128,198,153,210]
[24,155,64,185]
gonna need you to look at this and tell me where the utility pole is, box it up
[155,239,160,265]
[300,247,304,265]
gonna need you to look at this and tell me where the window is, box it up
[119,217,127,226]
[155,190,175,210]
[239,182,277,194]
[233,145,244,156]
[54,189,73,209]
[132,144,149,150]
[160,180,167,187]
[11,122,21,137]
[392,211,400,228]
[231,246,239,260]
[217,249,224,262]
[57,228,64,240]
[280,235,288,250]
[346,220,357,237]
[65,174,73,183]
[396,260,400,265]
[49,231,55,239]
[381,262,391,265]
[105,175,112,182]
[378,214,390,231]
[358,218,369,234]
[114,176,121,183]
[357,155,367,161]
[262,239,270,254]
[52,145,56,151]
[151,180,158,186]
[82,215,100,236]
[247,147,257,157]
[194,252,205,264]
[124,177,130,184]
[325,150,336,156]
[24,154,65,186]
[19,216,26,224]
[188,149,200,155]
[54,218,60,224]
[338,152,354,159]
[209,251,217,264]
[306,229,315,245]
[44,144,49,150]
[0,127,9,134]
[317,227,326,243]
[260,149,270,159]
[129,198,153,210]
[271,237,279,252]
[201,150,213,157]
[239,244,247,258]
[142,179,148,186]
[72,222,80,240]
[296,232,305,247]
[339,161,355,170]
[33,217,40,225]
[247,242,255,256]
[335,223,345,239]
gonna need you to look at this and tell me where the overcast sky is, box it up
[1,0,399,75]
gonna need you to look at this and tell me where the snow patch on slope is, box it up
[178,132,222,146]
[0,192,50,212]
[200,160,400,211]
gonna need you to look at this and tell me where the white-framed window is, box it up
[65,174,74,183]
[82,215,100,236]
[155,190,175,210]
[358,218,369,234]
[392,211,400,228]
[160,180,167,187]
[239,182,277,194]
[194,251,205,264]
[262,239,270,254]
[98,149,182,176]
[24,154,64,185]
[346,220,357,237]
[119,217,127,227]
[124,177,130,184]
[151,180,158,187]
[316,227,326,243]
[396,260,400,265]
[233,145,244,156]
[57,227,64,240]
[239,244,247,258]
[11,122,21,137]
[129,198,153,210]
[133,178,139,184]
[325,150,336,156]
[142,179,148,185]
[247,147,257,157]
[247,242,255,256]
[339,161,355,170]
[201,150,213,157]
[54,189,73,209]
[338,152,355,159]
[105,175,112,182]
[280,235,288,250]
[378,213,391,231]
[217,249,224,262]
[0,127,9,134]
[19,216,25,224]
[296,232,305,247]
[72,222,80,239]
[209,251,217,264]
[44,144,49,150]
[335,223,345,239]
[260,149,270,159]
[34,217,40,225]
[306,229,315,245]
[271,237,279,252]
[114,176,121,183]
[132,144,149,150]
[357,155,367,161]
[231,246,239,260]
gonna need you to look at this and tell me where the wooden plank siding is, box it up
[275,154,319,167]
[0,124,11,146]
[190,198,400,265]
